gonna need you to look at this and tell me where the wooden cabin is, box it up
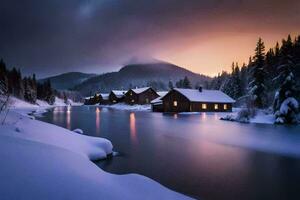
[124,87,159,105]
[161,87,235,112]
[84,93,102,105]
[151,91,168,112]
[109,90,127,104]
[99,93,110,105]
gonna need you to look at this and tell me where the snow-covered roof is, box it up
[84,96,93,100]
[151,91,168,104]
[131,87,151,94]
[157,91,168,97]
[100,93,109,100]
[111,90,127,98]
[169,88,235,103]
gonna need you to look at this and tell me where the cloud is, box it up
[0,0,299,77]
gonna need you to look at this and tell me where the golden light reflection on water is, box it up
[96,107,100,135]
[130,112,137,144]
[201,113,207,121]
[66,106,71,129]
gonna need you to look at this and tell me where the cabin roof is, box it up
[151,91,168,104]
[111,90,127,97]
[100,93,109,100]
[170,88,235,103]
[131,87,151,94]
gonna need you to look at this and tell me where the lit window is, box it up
[214,104,218,110]
[113,100,116,103]
[224,104,227,110]
[130,92,132,96]
[173,101,178,106]
[131,99,134,103]
[202,103,207,109]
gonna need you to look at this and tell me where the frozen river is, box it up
[38,106,300,200]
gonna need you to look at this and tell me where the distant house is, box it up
[99,93,110,105]
[84,93,102,105]
[124,87,159,105]
[161,87,235,112]
[151,91,168,112]
[109,90,127,104]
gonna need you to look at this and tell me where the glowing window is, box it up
[224,104,227,110]
[202,103,207,109]
[131,99,134,102]
[173,101,178,106]
[113,100,116,103]
[214,104,218,110]
[130,92,133,96]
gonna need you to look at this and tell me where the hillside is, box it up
[39,72,97,90]
[73,62,211,96]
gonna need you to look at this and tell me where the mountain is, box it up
[73,62,211,96]
[39,72,97,90]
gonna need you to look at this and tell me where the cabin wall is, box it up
[109,93,124,104]
[152,103,164,112]
[162,90,190,112]
[137,89,159,104]
[124,90,139,104]
[190,102,232,112]
[125,89,159,105]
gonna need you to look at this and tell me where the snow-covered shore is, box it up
[0,98,192,200]
[220,108,276,124]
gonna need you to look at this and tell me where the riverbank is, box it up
[0,98,192,200]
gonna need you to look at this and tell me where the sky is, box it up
[0,0,300,78]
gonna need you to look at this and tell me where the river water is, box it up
[38,106,300,200]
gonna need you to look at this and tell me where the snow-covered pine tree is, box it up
[273,56,299,124]
[248,38,267,108]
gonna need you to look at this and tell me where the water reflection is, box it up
[96,107,100,135]
[130,112,137,144]
[66,106,71,129]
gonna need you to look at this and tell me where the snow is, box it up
[100,103,151,111]
[0,110,192,200]
[73,128,84,134]
[151,91,168,104]
[172,88,236,103]
[221,108,275,124]
[279,97,299,115]
[111,90,127,97]
[100,93,109,100]
[131,87,150,94]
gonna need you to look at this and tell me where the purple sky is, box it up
[0,0,299,78]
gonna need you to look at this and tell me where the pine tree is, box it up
[183,76,192,88]
[273,56,299,124]
[248,37,267,108]
[168,80,174,89]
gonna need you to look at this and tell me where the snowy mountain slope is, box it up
[73,61,211,95]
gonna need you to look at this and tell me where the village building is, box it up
[151,91,168,112]
[109,90,127,104]
[160,88,235,112]
[99,93,110,105]
[124,87,159,105]
[84,93,102,105]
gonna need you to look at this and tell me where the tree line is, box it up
[208,34,300,123]
[0,59,55,105]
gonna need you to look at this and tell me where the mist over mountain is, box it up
[72,61,211,96]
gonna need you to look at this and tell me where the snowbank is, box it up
[1,111,112,160]
[100,103,151,111]
[0,99,192,199]
[220,108,275,124]
[0,127,191,199]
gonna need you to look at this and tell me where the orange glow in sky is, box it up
[154,32,299,76]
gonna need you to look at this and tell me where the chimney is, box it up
[198,86,202,92]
